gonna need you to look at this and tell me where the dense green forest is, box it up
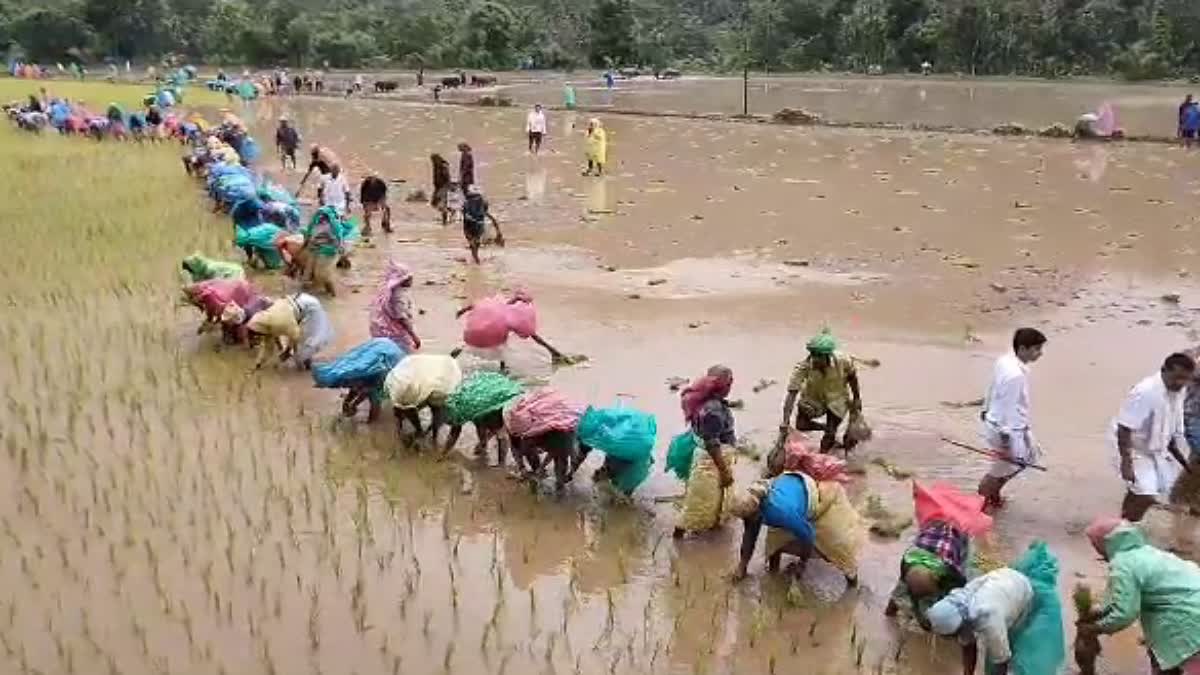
[2,0,1199,79]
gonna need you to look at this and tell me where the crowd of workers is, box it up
[10,74,1200,675]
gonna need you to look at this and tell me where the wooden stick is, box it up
[940,436,1048,472]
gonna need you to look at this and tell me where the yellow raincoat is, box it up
[385,354,463,409]
[246,298,300,367]
[586,123,607,165]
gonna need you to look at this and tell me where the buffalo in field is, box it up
[470,74,497,87]
[441,76,463,88]
[374,80,399,92]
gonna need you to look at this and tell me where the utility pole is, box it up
[741,0,750,116]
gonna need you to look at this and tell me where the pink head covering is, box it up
[781,433,850,483]
[680,365,734,423]
[1085,517,1124,556]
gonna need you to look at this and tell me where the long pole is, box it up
[742,66,748,116]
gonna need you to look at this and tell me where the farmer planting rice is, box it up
[503,388,588,492]
[298,144,341,195]
[442,371,525,466]
[218,296,273,347]
[182,278,262,344]
[181,253,244,281]
[369,259,420,351]
[779,329,863,453]
[385,354,463,449]
[926,541,1065,675]
[312,338,406,422]
[574,404,657,496]
[729,435,863,585]
[1076,518,1200,675]
[670,365,736,537]
[885,483,993,625]
[302,206,354,296]
[245,293,333,370]
[451,289,566,368]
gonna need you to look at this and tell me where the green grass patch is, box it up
[0,78,227,110]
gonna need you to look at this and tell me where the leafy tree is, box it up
[84,0,169,58]
[461,1,517,67]
[589,0,636,66]
[8,7,96,62]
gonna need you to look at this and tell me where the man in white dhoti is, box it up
[1113,352,1196,522]
[979,328,1047,511]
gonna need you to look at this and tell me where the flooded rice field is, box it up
[397,71,1192,136]
[3,83,1200,674]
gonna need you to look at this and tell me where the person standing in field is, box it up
[778,329,863,453]
[358,174,391,235]
[1112,352,1195,522]
[318,164,350,217]
[369,259,420,351]
[977,328,1047,511]
[275,117,300,171]
[1179,94,1194,138]
[1182,100,1200,149]
[458,142,475,195]
[526,103,547,154]
[583,118,607,176]
[430,153,453,225]
[1169,348,1200,516]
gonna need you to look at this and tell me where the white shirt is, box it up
[983,352,1031,433]
[320,173,349,213]
[1113,374,1187,457]
[526,110,547,134]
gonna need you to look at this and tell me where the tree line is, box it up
[2,0,1199,79]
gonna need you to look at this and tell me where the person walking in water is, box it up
[1180,94,1195,139]
[978,328,1047,511]
[275,117,299,171]
[457,142,475,195]
[583,118,607,176]
[1112,352,1195,522]
[461,185,504,264]
[526,103,547,154]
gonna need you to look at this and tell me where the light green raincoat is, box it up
[182,254,245,281]
[1095,524,1200,670]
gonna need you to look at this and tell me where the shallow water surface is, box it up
[2,92,1199,675]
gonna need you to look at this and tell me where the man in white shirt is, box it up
[526,103,547,154]
[1113,352,1196,522]
[318,165,350,216]
[978,328,1047,511]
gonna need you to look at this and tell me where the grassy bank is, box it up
[0,77,227,109]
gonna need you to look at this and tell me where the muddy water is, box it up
[3,93,1199,675]
[503,73,1192,137]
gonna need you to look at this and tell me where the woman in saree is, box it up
[368,259,421,351]
[672,365,736,538]
[730,435,864,584]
